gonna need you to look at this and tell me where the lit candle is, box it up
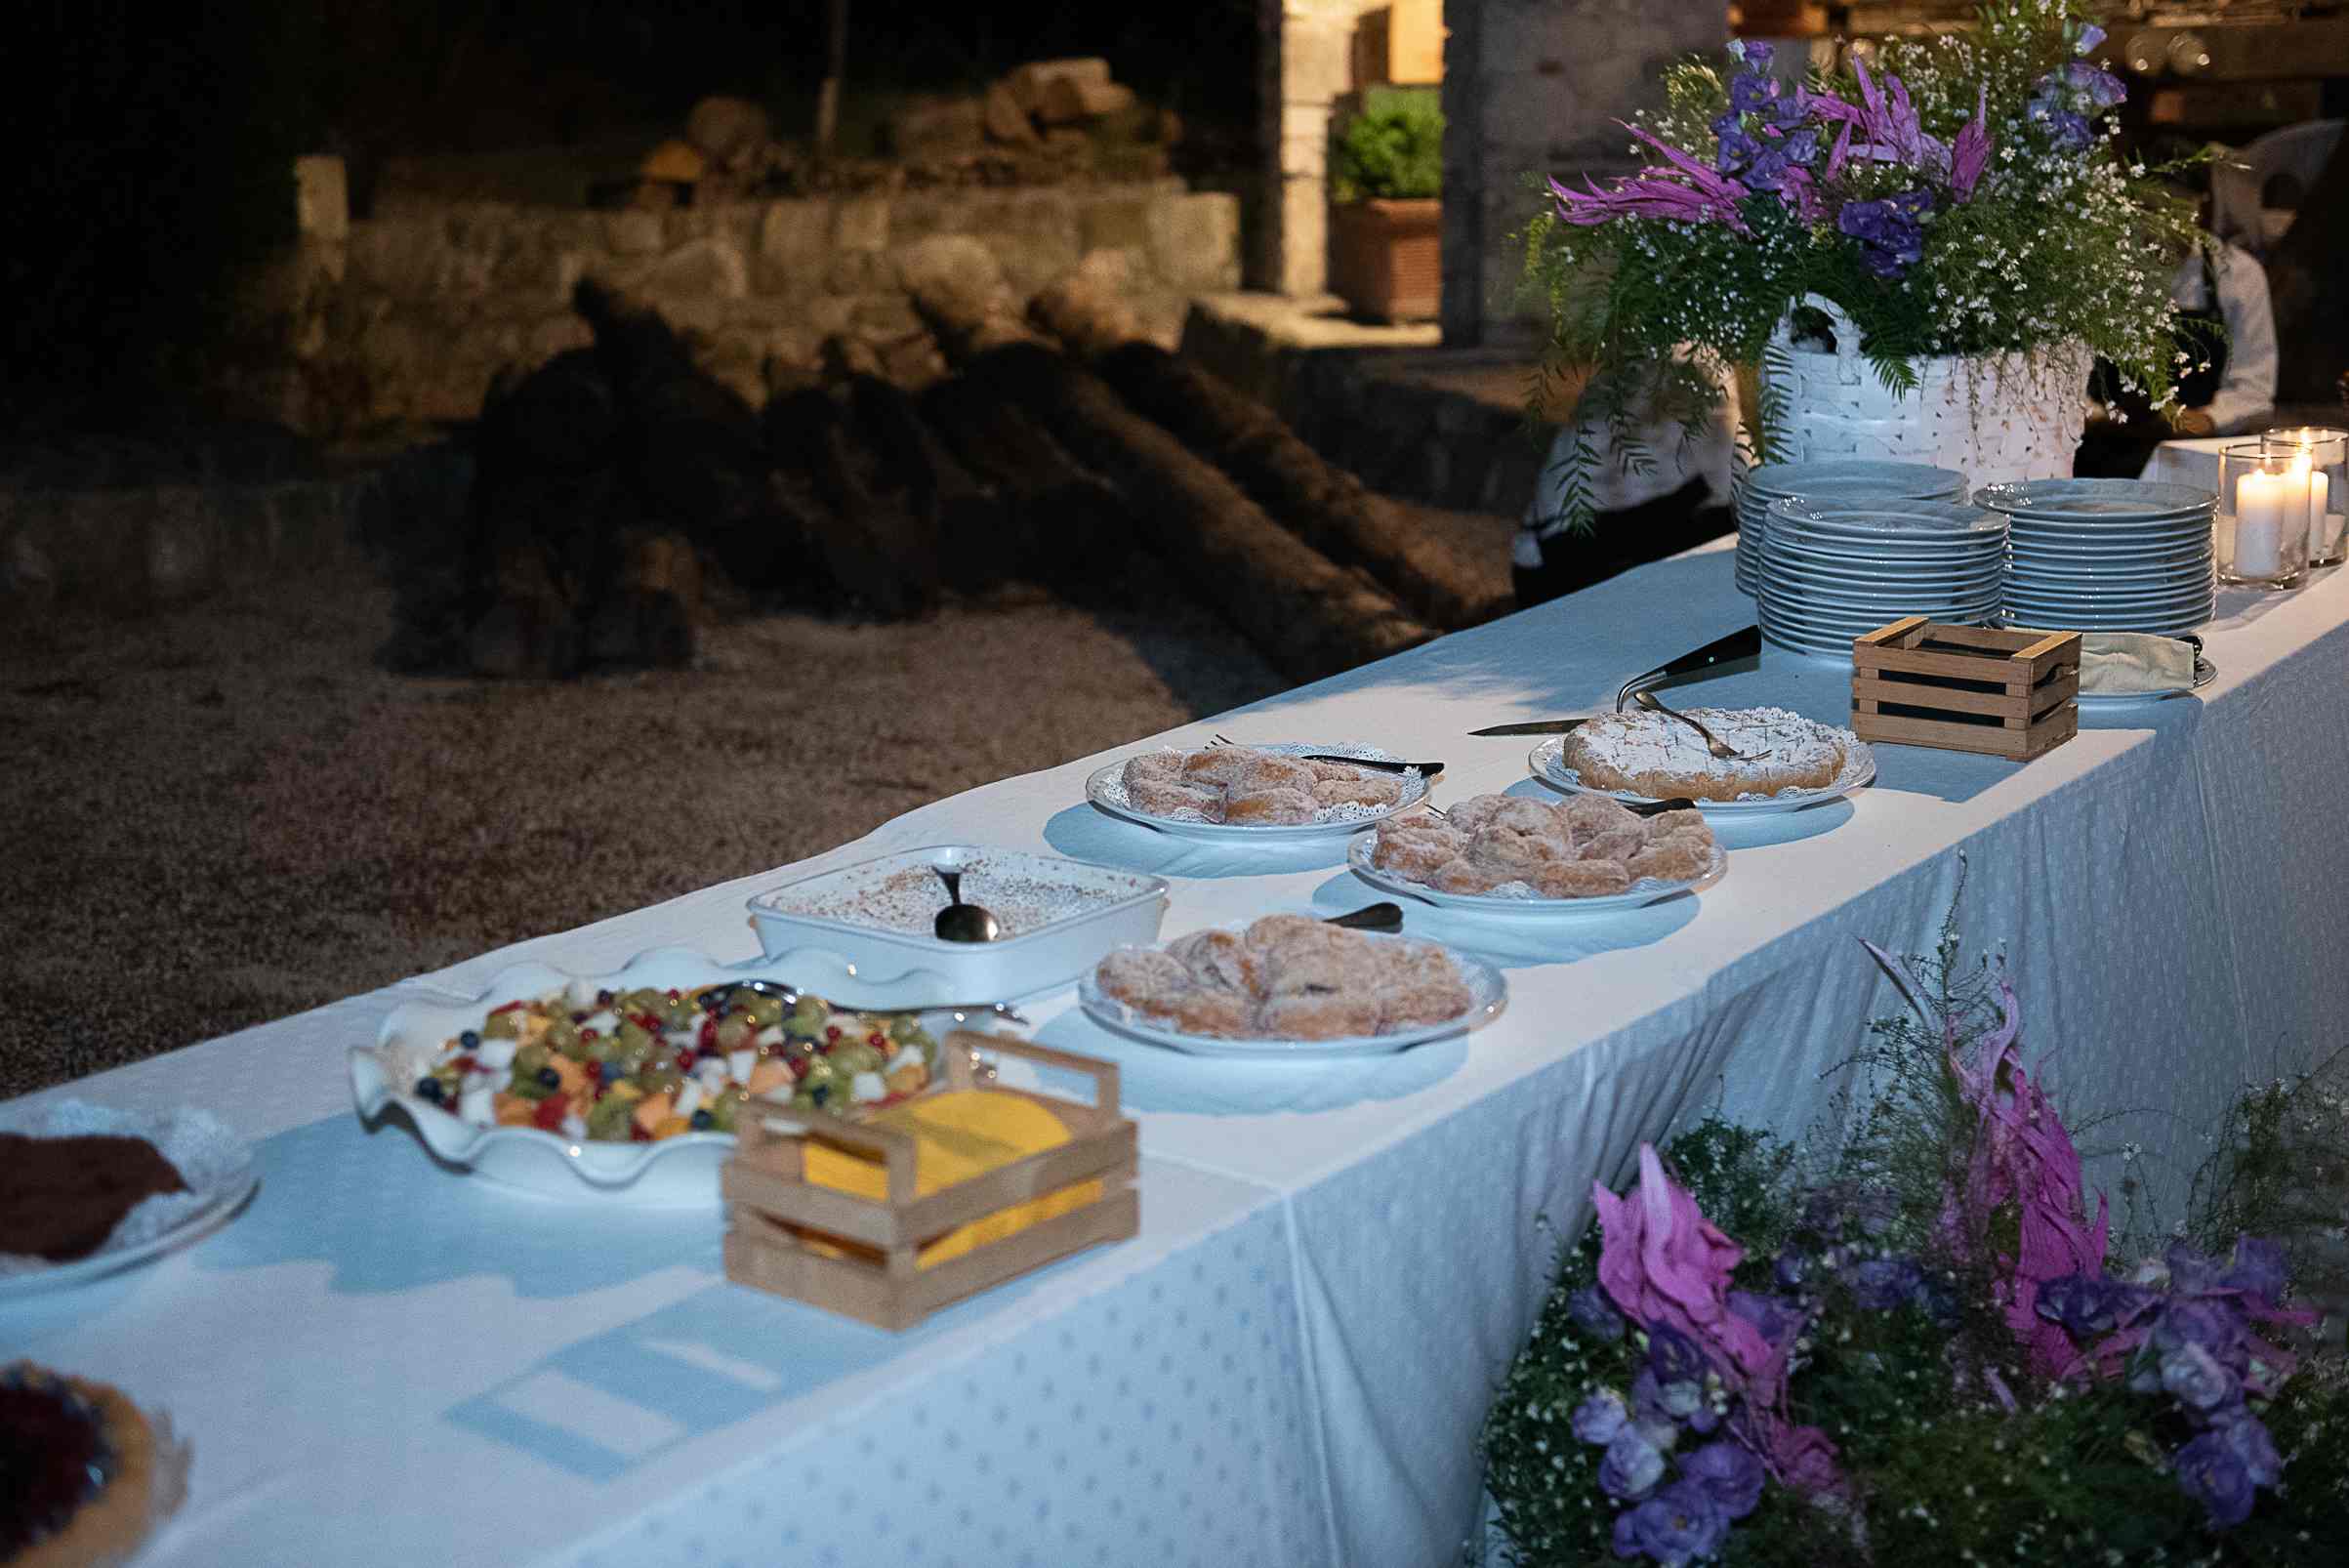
[2234,465,2295,578]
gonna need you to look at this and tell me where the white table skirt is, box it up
[10,539,2348,1567]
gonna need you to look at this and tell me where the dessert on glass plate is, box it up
[1349,793,1725,912]
[1534,705,1875,814]
[0,1103,257,1296]
[1086,742,1429,841]
[1079,914,1506,1058]
[0,1362,187,1568]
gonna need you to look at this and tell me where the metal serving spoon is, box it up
[701,977,1029,1029]
[1633,689,1751,762]
[932,866,1002,943]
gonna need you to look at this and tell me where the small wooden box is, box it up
[1850,617,2081,761]
[721,1032,1138,1332]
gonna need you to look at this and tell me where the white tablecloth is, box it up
[10,540,2348,1568]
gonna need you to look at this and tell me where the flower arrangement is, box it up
[1482,905,2349,1564]
[1523,0,2205,529]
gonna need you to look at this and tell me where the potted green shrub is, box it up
[1328,88,1443,322]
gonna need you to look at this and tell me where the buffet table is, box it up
[10,539,2349,1568]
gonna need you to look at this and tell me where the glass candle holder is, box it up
[2218,442,2311,589]
[2261,427,2348,567]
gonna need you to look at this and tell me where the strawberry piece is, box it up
[532,1095,567,1131]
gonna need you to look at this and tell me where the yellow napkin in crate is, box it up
[802,1091,1102,1269]
[2078,633,2198,695]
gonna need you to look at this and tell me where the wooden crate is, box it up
[1850,617,2081,761]
[721,1032,1138,1332]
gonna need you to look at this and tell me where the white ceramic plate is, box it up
[2078,653,2219,707]
[2003,517,2215,544]
[0,1103,258,1296]
[1529,730,1876,816]
[2003,610,2211,635]
[1976,479,2217,518]
[1344,833,1726,914]
[2008,560,2214,586]
[1075,929,1506,1058]
[352,947,999,1207]
[1086,742,1429,843]
[2005,585,2217,613]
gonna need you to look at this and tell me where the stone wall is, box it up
[284,180,1241,430]
[1441,0,1726,346]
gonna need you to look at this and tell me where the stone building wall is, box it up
[1441,0,1726,346]
[282,181,1240,431]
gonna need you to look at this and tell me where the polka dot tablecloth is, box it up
[12,541,2349,1568]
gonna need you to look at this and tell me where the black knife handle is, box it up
[1617,626,1762,711]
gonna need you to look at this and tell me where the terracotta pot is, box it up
[1328,198,1441,324]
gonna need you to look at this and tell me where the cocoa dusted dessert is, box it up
[0,1363,182,1568]
[0,1133,187,1262]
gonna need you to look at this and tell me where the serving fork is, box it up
[1632,689,1751,761]
[1210,734,1445,776]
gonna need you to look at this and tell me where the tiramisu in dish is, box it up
[1560,706,1851,802]
[1366,793,1716,899]
[1092,915,1474,1041]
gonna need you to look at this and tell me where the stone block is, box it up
[1081,195,1153,252]
[345,215,447,297]
[635,236,750,300]
[295,154,349,243]
[604,208,666,257]
[1280,16,1355,104]
[1145,192,1241,292]
[833,196,891,254]
[851,294,922,341]
[824,249,878,294]
[755,200,830,295]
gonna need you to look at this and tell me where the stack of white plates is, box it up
[1735,461,1970,596]
[1758,497,2008,659]
[1975,479,2218,636]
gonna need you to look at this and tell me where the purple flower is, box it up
[2160,1341,2240,1414]
[1728,72,1774,118]
[1614,1479,1731,1567]
[2174,1430,2257,1529]
[1647,1324,1710,1385]
[2220,1413,2282,1487]
[2061,62,2128,110]
[1741,135,1816,194]
[1731,39,1774,73]
[2166,1243,2227,1297]
[1951,85,1993,203]
[1716,126,1764,175]
[2035,103,2092,151]
[2076,23,2107,57]
[2037,1272,2152,1340]
[1600,1428,1669,1502]
[1727,1290,1803,1346]
[1845,1257,1923,1311]
[1569,1283,1628,1341]
[1772,1249,1811,1290]
[2154,1298,2248,1366]
[1574,1388,1631,1445]
[1634,1368,1706,1424]
[2223,1236,2288,1307]
[1679,1440,1766,1520]
[1838,189,1932,277]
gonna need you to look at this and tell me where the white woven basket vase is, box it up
[1758,297,2087,487]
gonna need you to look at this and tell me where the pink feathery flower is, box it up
[1864,941,2109,1378]
[1951,85,1993,202]
[1546,122,1752,234]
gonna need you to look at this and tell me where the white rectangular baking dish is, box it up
[745,845,1169,1008]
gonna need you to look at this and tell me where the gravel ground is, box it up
[0,567,1281,1098]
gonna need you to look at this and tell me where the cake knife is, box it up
[1467,626,1761,736]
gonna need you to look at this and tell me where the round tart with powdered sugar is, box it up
[1533,708,1875,814]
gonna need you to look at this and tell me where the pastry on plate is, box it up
[0,1362,186,1568]
[1116,744,1410,825]
[1561,707,1850,802]
[1092,915,1473,1041]
[1365,793,1718,899]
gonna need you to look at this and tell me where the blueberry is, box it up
[690,1109,714,1130]
[536,1066,561,1090]
[458,1030,479,1050]
[810,1084,830,1106]
[415,1077,445,1103]
[597,989,614,1006]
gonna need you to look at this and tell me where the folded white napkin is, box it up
[2078,633,2197,695]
